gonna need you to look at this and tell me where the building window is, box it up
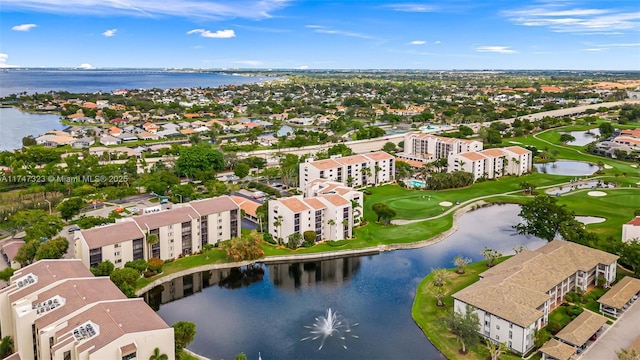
[509,323,513,329]
[508,341,512,349]
[485,320,490,326]
[509,331,512,339]
[64,351,71,360]
[496,325,500,330]
[122,352,137,360]
[496,335,500,340]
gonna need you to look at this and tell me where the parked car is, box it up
[68,225,81,233]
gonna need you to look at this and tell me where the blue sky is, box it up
[1,0,639,70]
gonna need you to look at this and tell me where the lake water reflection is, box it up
[147,204,546,360]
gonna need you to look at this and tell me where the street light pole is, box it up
[44,199,52,215]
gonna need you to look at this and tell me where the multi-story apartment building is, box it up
[0,259,174,360]
[452,240,618,355]
[75,196,240,268]
[399,133,483,162]
[269,182,363,244]
[447,146,532,180]
[299,151,394,190]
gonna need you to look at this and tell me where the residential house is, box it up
[299,151,395,190]
[452,240,618,355]
[71,137,95,149]
[74,196,240,268]
[99,135,121,146]
[142,122,159,133]
[0,259,174,360]
[108,127,122,137]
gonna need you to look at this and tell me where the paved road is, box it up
[580,298,640,360]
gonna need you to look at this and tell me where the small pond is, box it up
[535,160,598,176]
[545,180,615,195]
[146,204,545,360]
[561,128,601,146]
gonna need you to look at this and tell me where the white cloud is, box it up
[597,43,640,47]
[11,23,37,31]
[502,4,640,34]
[434,40,441,44]
[1,0,290,19]
[475,46,517,54]
[0,53,19,68]
[187,29,235,38]
[78,63,95,69]
[386,3,437,12]
[410,40,426,45]
[306,25,374,40]
[297,65,309,69]
[234,60,261,66]
[102,28,117,37]
[583,48,605,52]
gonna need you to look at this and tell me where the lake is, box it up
[0,107,65,151]
[146,204,546,360]
[534,160,598,176]
[561,129,601,146]
[0,69,272,97]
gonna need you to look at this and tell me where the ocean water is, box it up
[0,69,271,97]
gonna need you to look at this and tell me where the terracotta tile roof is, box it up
[627,217,640,226]
[459,152,487,161]
[55,299,170,355]
[304,198,327,210]
[335,155,368,166]
[2,239,25,261]
[188,196,239,216]
[80,221,144,249]
[539,339,575,360]
[504,146,531,156]
[307,158,342,171]
[396,158,425,168]
[7,260,92,303]
[480,149,506,157]
[134,207,199,230]
[364,151,394,161]
[556,310,607,346]
[34,278,126,330]
[229,196,260,217]
[319,194,350,207]
[279,197,310,213]
[598,276,640,309]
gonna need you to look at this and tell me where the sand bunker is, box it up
[587,191,607,197]
[603,164,613,169]
[439,201,453,207]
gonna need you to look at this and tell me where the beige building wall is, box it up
[83,328,175,360]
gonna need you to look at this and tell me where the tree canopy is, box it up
[442,305,480,354]
[174,143,225,179]
[173,321,197,351]
[514,195,579,241]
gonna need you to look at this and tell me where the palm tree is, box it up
[342,219,349,239]
[327,219,336,240]
[501,157,508,177]
[431,267,450,287]
[361,166,372,185]
[149,347,168,360]
[273,215,284,244]
[374,164,381,184]
[146,233,159,259]
[452,255,471,274]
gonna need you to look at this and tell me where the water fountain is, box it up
[301,308,359,350]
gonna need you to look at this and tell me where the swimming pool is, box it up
[408,179,426,188]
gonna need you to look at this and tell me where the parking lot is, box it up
[580,299,640,360]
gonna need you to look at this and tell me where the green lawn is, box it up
[412,257,528,360]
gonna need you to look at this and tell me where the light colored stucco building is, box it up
[75,196,240,268]
[269,181,363,244]
[299,151,395,190]
[622,216,640,243]
[399,132,483,162]
[448,146,532,180]
[452,240,618,355]
[0,259,174,360]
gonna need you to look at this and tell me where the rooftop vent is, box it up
[31,295,65,315]
[15,274,38,288]
[72,321,99,341]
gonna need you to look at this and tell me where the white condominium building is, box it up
[0,259,175,360]
[448,146,532,180]
[452,240,617,355]
[299,151,395,190]
[400,133,483,162]
[75,196,240,269]
[269,182,364,244]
